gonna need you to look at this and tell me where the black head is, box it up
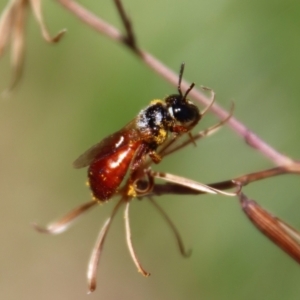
[165,63,201,127]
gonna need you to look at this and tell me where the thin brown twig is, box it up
[55,0,292,167]
[141,165,299,198]
[113,0,137,49]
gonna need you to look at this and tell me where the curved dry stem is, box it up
[0,0,15,56]
[87,198,123,293]
[30,0,66,43]
[150,171,239,196]
[148,197,191,257]
[7,0,27,94]
[124,201,150,277]
[33,200,97,234]
[199,86,215,117]
[134,171,154,195]
[141,165,294,199]
[146,180,235,197]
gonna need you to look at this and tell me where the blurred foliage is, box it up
[0,0,300,299]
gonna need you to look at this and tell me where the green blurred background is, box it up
[0,0,300,299]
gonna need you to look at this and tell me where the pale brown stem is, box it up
[33,200,97,234]
[87,198,123,293]
[146,165,295,198]
[148,198,191,257]
[149,170,239,197]
[124,201,150,277]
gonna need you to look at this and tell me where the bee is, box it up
[34,63,230,293]
[73,63,202,202]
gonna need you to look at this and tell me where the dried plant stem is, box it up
[33,200,97,234]
[87,198,123,293]
[124,201,150,276]
[144,165,300,198]
[148,198,191,257]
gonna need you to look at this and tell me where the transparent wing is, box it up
[73,121,136,169]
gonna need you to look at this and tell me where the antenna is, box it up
[178,63,195,101]
[177,63,185,97]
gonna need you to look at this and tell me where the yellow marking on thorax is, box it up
[150,99,164,105]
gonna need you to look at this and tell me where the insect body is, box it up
[73,64,201,202]
[34,63,226,293]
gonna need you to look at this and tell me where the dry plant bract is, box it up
[0,0,66,94]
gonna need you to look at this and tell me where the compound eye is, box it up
[173,103,200,124]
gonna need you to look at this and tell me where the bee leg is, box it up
[149,150,162,163]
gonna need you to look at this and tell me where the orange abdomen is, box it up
[88,141,141,201]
